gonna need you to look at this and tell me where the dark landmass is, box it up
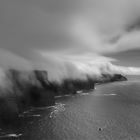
[0,69,127,124]
[97,73,127,83]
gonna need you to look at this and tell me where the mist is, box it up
[1,0,140,82]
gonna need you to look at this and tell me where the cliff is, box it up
[110,74,127,82]
[0,69,95,123]
[98,73,127,83]
[0,69,127,124]
[0,69,55,123]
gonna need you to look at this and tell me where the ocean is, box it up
[1,77,140,139]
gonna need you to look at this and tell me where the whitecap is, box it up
[49,103,65,118]
[0,133,22,138]
[94,93,117,96]
[80,92,90,96]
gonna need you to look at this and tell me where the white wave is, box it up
[80,92,90,96]
[0,133,22,138]
[55,94,72,99]
[94,93,117,96]
[49,103,65,118]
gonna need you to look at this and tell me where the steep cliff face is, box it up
[0,69,55,123]
[110,74,127,82]
[0,69,96,123]
[0,69,127,123]
[98,74,127,83]
[52,77,95,96]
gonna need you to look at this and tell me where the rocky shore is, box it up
[0,69,127,124]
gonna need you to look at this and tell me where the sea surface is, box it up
[1,78,140,139]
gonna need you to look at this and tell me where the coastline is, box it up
[0,69,127,124]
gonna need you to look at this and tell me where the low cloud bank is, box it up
[0,49,139,83]
[0,0,140,81]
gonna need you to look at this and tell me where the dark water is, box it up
[1,80,140,139]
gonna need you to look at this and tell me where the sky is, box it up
[1,0,140,81]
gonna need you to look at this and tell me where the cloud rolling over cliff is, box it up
[1,0,140,81]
